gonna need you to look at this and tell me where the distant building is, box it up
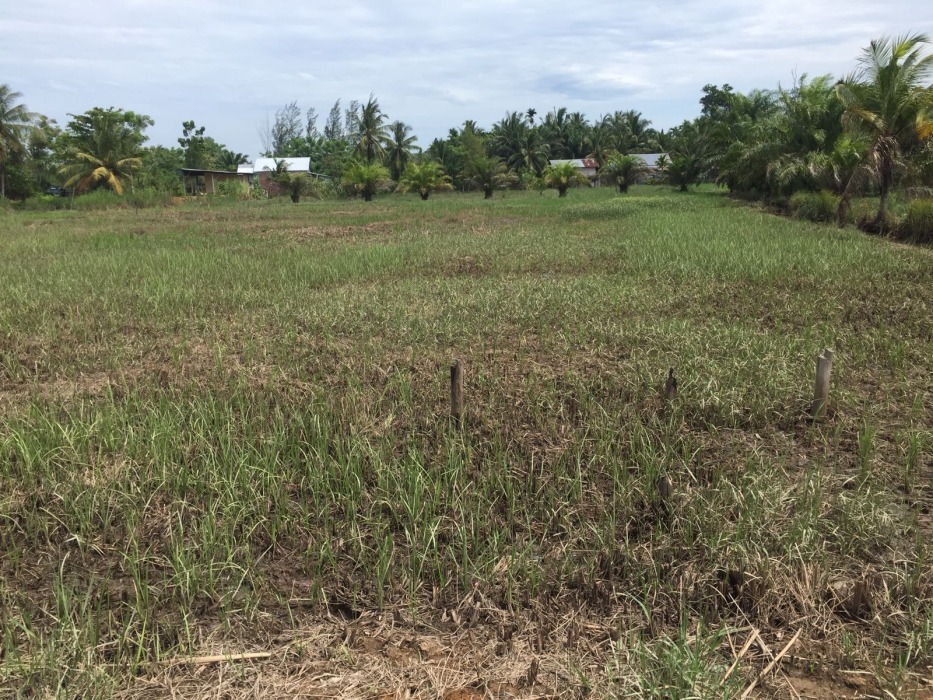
[178,168,249,195]
[631,153,669,181]
[238,158,313,197]
[548,158,600,179]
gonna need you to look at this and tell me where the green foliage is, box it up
[463,155,517,198]
[901,198,933,242]
[355,95,390,163]
[664,156,702,192]
[385,121,419,180]
[608,624,743,699]
[789,190,840,222]
[59,107,152,195]
[397,161,452,200]
[837,33,933,224]
[269,162,328,203]
[602,153,649,193]
[341,161,391,201]
[0,83,33,199]
[215,179,262,200]
[135,145,184,194]
[542,161,590,197]
[18,188,174,211]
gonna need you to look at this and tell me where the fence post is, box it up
[450,359,463,423]
[811,349,834,418]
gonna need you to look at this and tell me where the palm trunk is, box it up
[0,165,5,199]
[875,186,890,229]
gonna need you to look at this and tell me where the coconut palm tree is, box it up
[490,111,528,162]
[586,121,614,167]
[398,161,453,200]
[836,33,933,228]
[510,129,551,175]
[542,161,590,197]
[59,108,150,195]
[384,121,419,180]
[355,94,390,163]
[0,84,32,198]
[602,153,649,193]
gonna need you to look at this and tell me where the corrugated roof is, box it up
[632,153,668,168]
[549,159,600,169]
[251,157,311,173]
[237,164,254,174]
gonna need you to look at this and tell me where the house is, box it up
[237,157,313,197]
[178,167,250,195]
[548,158,600,179]
[632,153,669,180]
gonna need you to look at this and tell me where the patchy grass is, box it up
[1,186,931,698]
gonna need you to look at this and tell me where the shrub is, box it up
[216,179,262,200]
[16,189,175,212]
[789,190,838,223]
[900,199,933,244]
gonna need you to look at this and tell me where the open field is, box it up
[1,186,931,699]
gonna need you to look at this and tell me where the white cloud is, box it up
[1,0,928,153]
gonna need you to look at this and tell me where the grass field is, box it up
[1,186,931,699]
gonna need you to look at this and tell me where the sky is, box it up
[2,1,930,157]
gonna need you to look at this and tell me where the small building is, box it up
[238,157,313,197]
[178,168,250,195]
[632,153,669,179]
[549,158,600,179]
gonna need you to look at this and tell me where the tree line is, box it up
[1,33,930,222]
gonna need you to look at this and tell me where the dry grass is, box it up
[1,186,931,698]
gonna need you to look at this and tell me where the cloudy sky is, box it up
[2,1,929,156]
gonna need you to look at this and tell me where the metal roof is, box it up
[178,168,249,176]
[248,157,312,174]
[632,153,668,168]
[549,159,598,169]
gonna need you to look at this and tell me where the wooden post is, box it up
[811,349,834,418]
[450,359,463,423]
[664,367,678,402]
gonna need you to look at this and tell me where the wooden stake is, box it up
[450,359,463,423]
[811,349,834,418]
[664,367,678,402]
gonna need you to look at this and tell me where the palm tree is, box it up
[510,129,551,175]
[0,84,32,198]
[490,112,528,162]
[586,121,614,166]
[836,34,933,227]
[602,153,649,193]
[59,109,148,195]
[384,121,419,180]
[355,94,390,163]
[398,161,453,200]
[463,155,518,199]
[216,149,250,172]
[341,160,390,201]
[542,161,590,197]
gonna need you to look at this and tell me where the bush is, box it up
[789,190,838,223]
[900,199,933,244]
[216,179,263,200]
[16,189,175,212]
